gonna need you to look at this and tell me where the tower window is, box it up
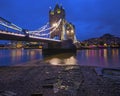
[50,11,54,15]
[57,9,61,14]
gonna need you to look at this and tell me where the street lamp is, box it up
[52,23,57,27]
[71,30,74,33]
[67,30,69,34]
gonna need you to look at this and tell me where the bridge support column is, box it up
[42,39,76,55]
[47,42,61,49]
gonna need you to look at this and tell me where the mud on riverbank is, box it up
[0,65,120,96]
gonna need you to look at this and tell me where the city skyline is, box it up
[0,0,120,43]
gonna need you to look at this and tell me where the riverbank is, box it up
[0,64,119,96]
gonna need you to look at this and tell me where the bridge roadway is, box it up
[0,30,61,43]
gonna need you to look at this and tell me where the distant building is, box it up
[49,4,75,41]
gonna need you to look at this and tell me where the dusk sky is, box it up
[0,0,120,42]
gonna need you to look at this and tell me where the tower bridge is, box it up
[0,4,78,50]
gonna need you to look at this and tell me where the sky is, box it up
[0,0,120,42]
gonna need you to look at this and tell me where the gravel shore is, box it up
[0,64,120,96]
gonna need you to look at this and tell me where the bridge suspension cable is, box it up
[36,23,49,31]
[29,19,62,36]
[0,17,22,32]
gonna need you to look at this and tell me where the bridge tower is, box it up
[49,4,65,40]
[49,4,76,42]
[65,22,75,42]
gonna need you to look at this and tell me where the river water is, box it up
[0,48,120,68]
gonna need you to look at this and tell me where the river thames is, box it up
[0,48,120,68]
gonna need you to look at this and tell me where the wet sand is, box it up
[0,62,120,96]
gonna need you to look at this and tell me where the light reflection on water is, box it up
[77,48,120,67]
[44,53,77,65]
[0,49,43,66]
[0,48,120,67]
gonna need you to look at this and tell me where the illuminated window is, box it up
[50,11,54,15]
[57,9,61,14]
